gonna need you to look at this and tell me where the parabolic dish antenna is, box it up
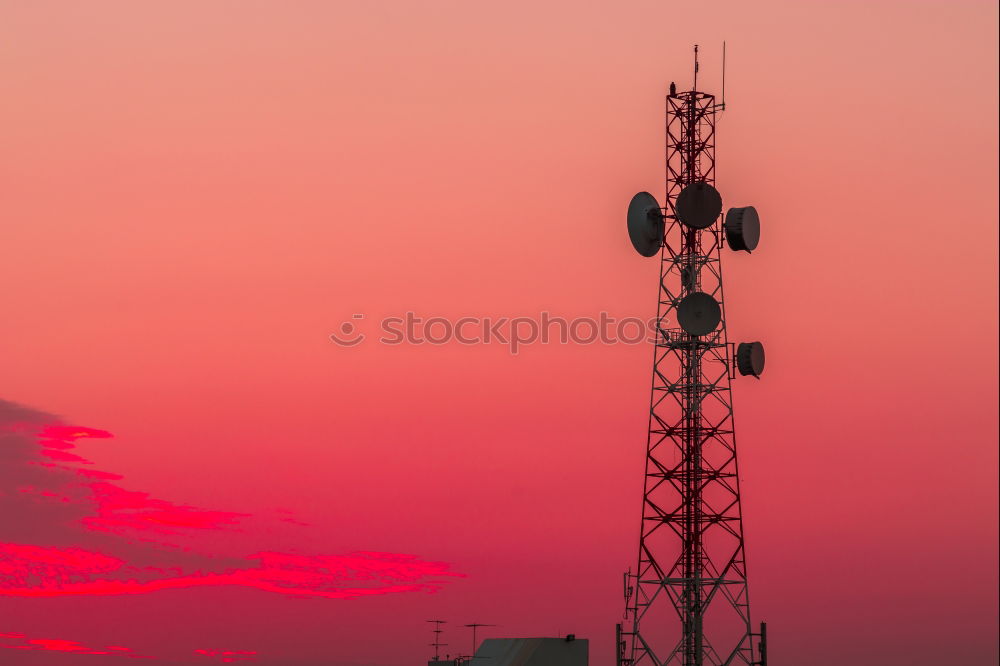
[736,341,765,377]
[627,192,665,257]
[675,182,722,229]
[677,291,722,336]
[725,206,760,252]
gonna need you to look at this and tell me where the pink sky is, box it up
[1,1,998,664]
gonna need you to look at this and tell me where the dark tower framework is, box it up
[620,49,766,666]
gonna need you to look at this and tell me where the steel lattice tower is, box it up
[619,48,767,666]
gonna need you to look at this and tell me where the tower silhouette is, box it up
[620,46,767,666]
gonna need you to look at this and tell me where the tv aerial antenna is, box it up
[427,620,447,662]
[463,623,497,660]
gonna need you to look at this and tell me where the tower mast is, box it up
[622,46,767,666]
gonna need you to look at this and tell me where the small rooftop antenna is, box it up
[427,620,447,662]
[463,623,497,660]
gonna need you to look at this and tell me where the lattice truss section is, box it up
[623,91,755,666]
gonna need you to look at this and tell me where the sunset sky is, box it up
[1,1,998,665]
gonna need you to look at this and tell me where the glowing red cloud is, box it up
[22,423,249,536]
[40,449,89,463]
[0,543,122,574]
[0,632,149,658]
[195,648,258,663]
[0,415,463,651]
[0,542,459,598]
[75,468,125,480]
[39,425,114,441]
[84,481,248,535]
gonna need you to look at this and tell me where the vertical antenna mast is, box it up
[693,44,699,91]
[463,622,496,661]
[427,620,447,662]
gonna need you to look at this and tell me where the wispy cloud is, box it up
[0,631,151,659]
[0,397,463,661]
[194,648,257,663]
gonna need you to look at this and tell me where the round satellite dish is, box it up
[725,206,760,252]
[627,192,665,257]
[736,341,765,377]
[677,292,722,336]
[675,182,722,229]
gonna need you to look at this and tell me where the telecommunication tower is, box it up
[618,46,768,666]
